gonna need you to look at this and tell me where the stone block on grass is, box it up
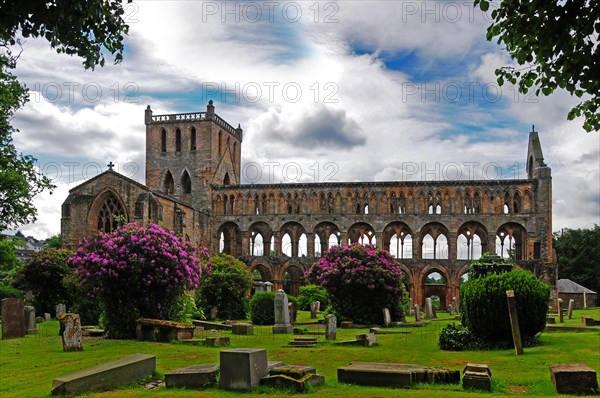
[550,363,599,395]
[165,364,219,389]
[51,353,155,396]
[220,348,268,391]
[232,323,254,335]
[204,336,230,347]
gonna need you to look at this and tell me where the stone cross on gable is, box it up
[107,161,115,171]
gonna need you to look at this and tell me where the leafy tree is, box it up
[196,253,253,320]
[0,1,130,230]
[553,226,600,293]
[0,235,23,275]
[45,234,61,248]
[12,248,73,314]
[467,252,513,279]
[475,0,599,132]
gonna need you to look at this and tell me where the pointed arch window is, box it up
[223,173,231,186]
[97,193,126,233]
[175,128,182,152]
[190,127,197,150]
[164,170,174,194]
[161,129,167,152]
[181,170,192,194]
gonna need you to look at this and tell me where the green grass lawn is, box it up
[1,309,599,397]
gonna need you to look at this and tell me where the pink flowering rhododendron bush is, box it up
[69,223,206,339]
[306,243,405,325]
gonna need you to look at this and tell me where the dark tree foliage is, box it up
[475,0,600,132]
[553,226,600,293]
[0,1,130,230]
[468,252,514,279]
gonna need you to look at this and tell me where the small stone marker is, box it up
[550,363,599,395]
[409,298,414,315]
[425,298,435,319]
[204,336,230,347]
[232,323,254,335]
[382,308,391,327]
[209,307,218,320]
[506,290,523,355]
[547,317,556,324]
[51,353,155,395]
[557,298,564,323]
[273,290,293,334]
[567,299,574,319]
[264,281,273,292]
[220,348,268,390]
[44,312,51,322]
[1,298,26,339]
[59,313,83,352]
[325,314,337,340]
[165,364,219,389]
[24,306,38,334]
[288,302,296,324]
[55,303,66,318]
[36,316,44,323]
[463,363,492,391]
[414,304,421,322]
[310,301,318,319]
[448,305,454,315]
[453,297,460,313]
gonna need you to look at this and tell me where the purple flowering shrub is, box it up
[306,243,405,325]
[69,223,206,338]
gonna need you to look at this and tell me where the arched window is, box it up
[190,127,197,150]
[181,170,192,194]
[175,128,181,152]
[161,128,167,152]
[282,233,292,256]
[97,193,126,233]
[164,170,174,194]
[223,173,231,186]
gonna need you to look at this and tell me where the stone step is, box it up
[289,341,317,346]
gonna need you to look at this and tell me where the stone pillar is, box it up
[425,297,435,319]
[241,231,250,256]
[412,234,420,259]
[414,304,421,322]
[273,232,282,256]
[325,314,337,340]
[506,290,523,355]
[307,232,315,257]
[448,232,457,260]
[557,298,564,323]
[272,290,293,334]
[567,299,574,319]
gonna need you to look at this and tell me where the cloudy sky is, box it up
[9,0,600,239]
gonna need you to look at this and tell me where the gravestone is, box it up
[209,307,218,320]
[44,313,52,322]
[414,304,421,322]
[24,306,38,334]
[409,298,414,315]
[550,363,599,395]
[220,348,268,390]
[288,302,296,324]
[325,314,337,340]
[431,305,437,318]
[567,299,574,319]
[453,297,460,313]
[463,363,492,391]
[273,290,293,334]
[1,298,25,339]
[264,281,273,292]
[310,301,320,319]
[557,298,564,323]
[232,323,253,335]
[59,313,83,352]
[55,303,66,318]
[254,281,264,293]
[165,364,219,389]
[425,298,435,319]
[382,308,391,327]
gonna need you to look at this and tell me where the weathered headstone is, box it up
[506,290,523,355]
[273,290,293,334]
[425,298,435,319]
[59,313,83,352]
[550,363,599,395]
[325,314,337,340]
[55,303,66,318]
[431,305,437,318]
[382,308,391,327]
[209,307,218,320]
[315,301,321,312]
[310,302,318,319]
[232,323,254,335]
[288,302,296,324]
[463,363,492,391]
[567,299,574,319]
[220,348,268,390]
[409,298,414,315]
[254,281,264,293]
[557,298,564,323]
[414,304,421,322]
[1,298,26,339]
[453,297,460,313]
[24,306,38,334]
[44,312,52,322]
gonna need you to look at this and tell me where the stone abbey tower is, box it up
[62,101,555,305]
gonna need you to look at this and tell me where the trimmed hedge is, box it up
[250,291,298,325]
[460,268,550,344]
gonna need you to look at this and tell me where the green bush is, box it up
[196,253,253,320]
[438,323,480,351]
[460,268,550,345]
[12,248,73,314]
[250,291,297,325]
[0,284,24,301]
[250,291,276,325]
[297,285,328,311]
[62,273,102,325]
[468,252,514,279]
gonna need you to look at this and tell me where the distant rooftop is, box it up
[558,279,596,294]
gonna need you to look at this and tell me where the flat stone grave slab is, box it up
[193,320,232,331]
[338,362,459,388]
[165,364,219,389]
[136,318,194,342]
[51,353,155,396]
[261,364,325,392]
[550,363,599,395]
[232,323,253,335]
